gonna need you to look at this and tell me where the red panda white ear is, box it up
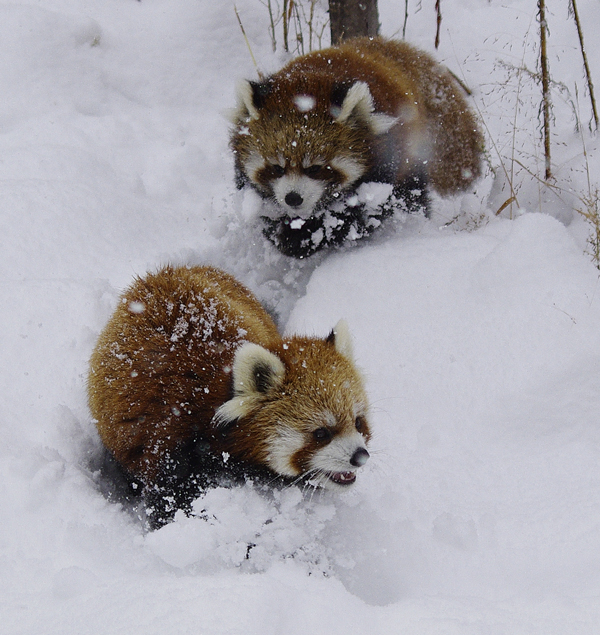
[327,319,355,361]
[213,343,285,428]
[232,342,285,394]
[334,81,397,135]
[234,79,274,122]
[233,79,261,121]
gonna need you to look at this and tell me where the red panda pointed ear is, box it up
[326,319,354,361]
[232,342,285,395]
[333,81,397,135]
[234,79,273,121]
[330,81,353,109]
[213,343,285,428]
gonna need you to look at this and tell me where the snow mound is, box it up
[145,486,336,574]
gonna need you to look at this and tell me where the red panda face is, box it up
[231,78,397,219]
[266,404,371,489]
[214,320,372,488]
[238,113,370,219]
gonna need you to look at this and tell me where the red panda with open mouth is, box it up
[230,36,484,257]
[88,265,371,526]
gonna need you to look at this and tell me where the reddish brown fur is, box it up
[88,265,370,489]
[332,37,483,194]
[88,266,280,484]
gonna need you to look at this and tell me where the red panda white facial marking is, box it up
[271,173,327,218]
[306,426,370,487]
[264,425,306,477]
[329,156,367,187]
[251,152,369,218]
[287,406,371,488]
[249,154,365,218]
[242,150,267,186]
[260,402,371,488]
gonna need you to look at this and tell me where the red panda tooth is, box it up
[329,471,357,485]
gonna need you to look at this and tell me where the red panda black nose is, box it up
[350,447,370,467]
[285,191,304,208]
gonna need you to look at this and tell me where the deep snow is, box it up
[2,0,600,632]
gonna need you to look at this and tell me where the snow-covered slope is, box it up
[2,1,600,632]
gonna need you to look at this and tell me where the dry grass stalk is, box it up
[573,88,600,268]
[578,190,600,269]
[234,6,265,80]
[266,0,277,51]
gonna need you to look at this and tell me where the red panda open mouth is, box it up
[328,471,357,486]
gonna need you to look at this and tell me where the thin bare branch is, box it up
[569,0,599,131]
[435,0,442,49]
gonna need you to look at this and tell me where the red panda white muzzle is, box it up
[271,173,328,219]
[304,426,370,488]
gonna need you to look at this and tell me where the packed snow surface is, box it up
[2,0,600,632]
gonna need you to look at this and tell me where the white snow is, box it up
[2,0,600,632]
[293,94,317,112]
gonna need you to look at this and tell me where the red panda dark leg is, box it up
[393,171,430,217]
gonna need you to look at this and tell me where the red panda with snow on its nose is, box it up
[88,265,371,526]
[231,36,484,257]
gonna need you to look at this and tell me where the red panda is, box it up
[88,265,371,525]
[231,36,484,257]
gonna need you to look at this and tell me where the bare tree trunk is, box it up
[329,0,379,44]
[538,0,552,181]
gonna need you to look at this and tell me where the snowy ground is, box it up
[2,0,600,632]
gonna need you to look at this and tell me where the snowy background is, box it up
[2,0,600,632]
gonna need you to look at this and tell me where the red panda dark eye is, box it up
[355,416,365,432]
[304,164,324,177]
[313,427,332,442]
[269,164,285,178]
